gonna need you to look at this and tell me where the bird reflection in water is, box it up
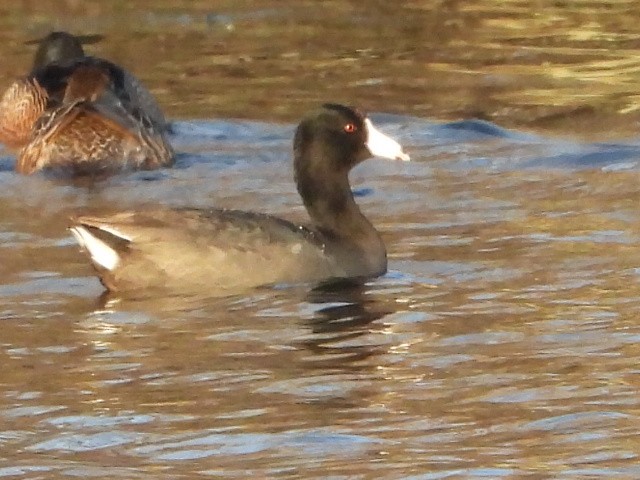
[295,279,396,369]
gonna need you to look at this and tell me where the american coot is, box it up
[0,31,173,176]
[70,104,409,294]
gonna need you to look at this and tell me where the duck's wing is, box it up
[33,56,169,131]
[0,77,49,149]
[67,57,170,132]
[16,98,173,175]
[119,69,170,133]
[0,60,90,152]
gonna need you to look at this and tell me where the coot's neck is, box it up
[294,135,386,272]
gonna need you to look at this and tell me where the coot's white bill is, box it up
[364,118,410,161]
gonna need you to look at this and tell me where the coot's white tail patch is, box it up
[70,226,121,271]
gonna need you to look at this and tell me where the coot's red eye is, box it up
[344,123,357,133]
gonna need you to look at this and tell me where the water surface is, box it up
[2,2,640,479]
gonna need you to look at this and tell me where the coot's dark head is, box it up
[294,103,409,174]
[26,31,103,71]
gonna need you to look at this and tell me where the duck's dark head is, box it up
[26,31,103,71]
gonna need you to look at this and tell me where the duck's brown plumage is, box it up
[0,78,48,149]
[0,31,174,176]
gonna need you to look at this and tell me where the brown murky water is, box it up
[3,0,640,137]
[2,2,640,478]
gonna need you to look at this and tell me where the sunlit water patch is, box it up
[2,114,640,477]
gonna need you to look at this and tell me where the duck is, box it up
[70,104,409,294]
[0,31,174,176]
